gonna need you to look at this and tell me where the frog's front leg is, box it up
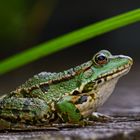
[56,95,112,127]
[55,95,87,127]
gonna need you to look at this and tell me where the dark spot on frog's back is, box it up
[72,90,81,95]
[75,96,88,104]
[40,83,50,93]
[97,79,102,84]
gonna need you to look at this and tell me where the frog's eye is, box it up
[93,53,108,65]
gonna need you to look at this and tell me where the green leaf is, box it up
[0,8,140,74]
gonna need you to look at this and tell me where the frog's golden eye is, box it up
[93,53,108,65]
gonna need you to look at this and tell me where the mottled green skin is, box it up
[0,50,133,130]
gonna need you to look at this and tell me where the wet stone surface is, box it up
[0,115,139,140]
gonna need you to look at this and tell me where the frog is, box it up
[0,50,133,130]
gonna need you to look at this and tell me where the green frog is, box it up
[0,50,133,130]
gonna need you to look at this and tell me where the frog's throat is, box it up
[77,63,132,115]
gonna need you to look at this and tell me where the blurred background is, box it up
[0,0,140,111]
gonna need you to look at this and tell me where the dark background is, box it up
[0,1,140,110]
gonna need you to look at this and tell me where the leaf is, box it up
[0,8,140,74]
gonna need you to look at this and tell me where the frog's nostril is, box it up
[128,57,133,65]
[125,56,133,66]
[119,55,133,66]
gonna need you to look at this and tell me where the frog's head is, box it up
[80,50,133,108]
[91,50,133,82]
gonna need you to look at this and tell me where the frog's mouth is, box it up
[96,63,132,84]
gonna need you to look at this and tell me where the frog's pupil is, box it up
[98,55,106,61]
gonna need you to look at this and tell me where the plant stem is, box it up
[0,8,140,74]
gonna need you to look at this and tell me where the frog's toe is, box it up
[88,112,113,122]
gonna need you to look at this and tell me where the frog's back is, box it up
[1,72,58,100]
[5,60,92,100]
[21,72,57,88]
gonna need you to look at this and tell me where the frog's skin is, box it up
[0,50,133,130]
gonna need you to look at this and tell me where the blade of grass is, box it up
[0,8,140,74]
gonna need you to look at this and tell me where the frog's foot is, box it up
[88,112,113,122]
[0,119,60,131]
